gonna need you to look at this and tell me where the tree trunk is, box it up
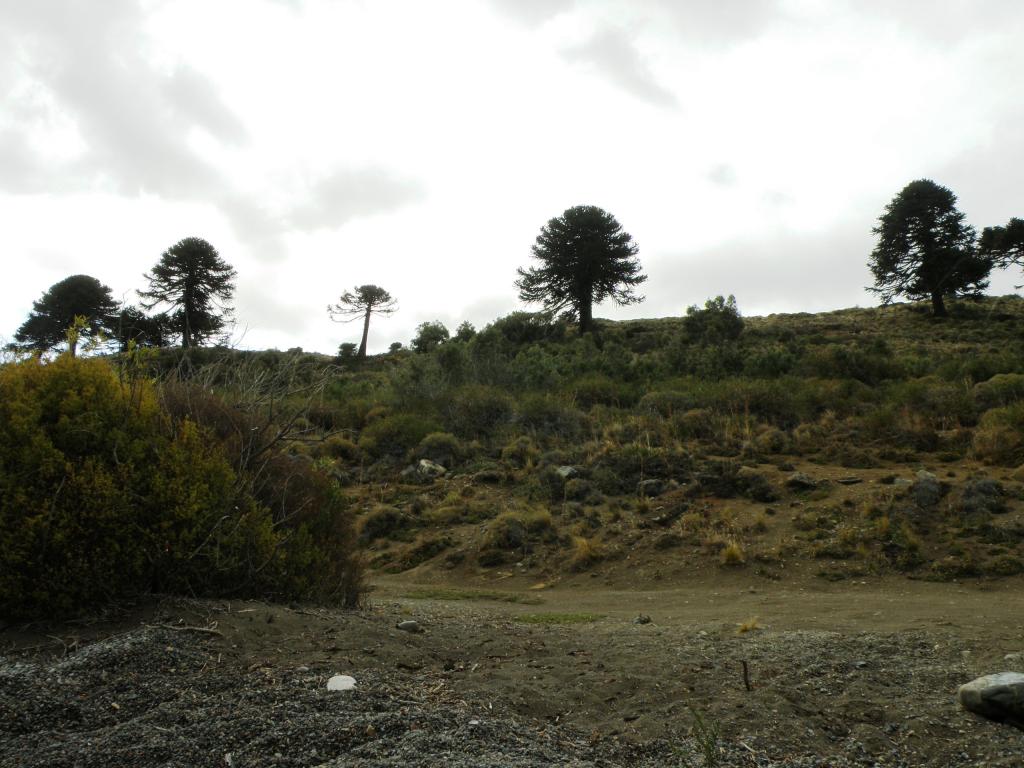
[579,296,593,334]
[931,291,947,317]
[68,338,78,358]
[358,307,372,358]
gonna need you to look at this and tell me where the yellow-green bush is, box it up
[0,355,362,618]
[972,403,1024,465]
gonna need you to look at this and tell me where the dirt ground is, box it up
[4,573,1023,767]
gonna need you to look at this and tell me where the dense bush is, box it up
[972,403,1024,465]
[359,413,442,458]
[445,384,514,439]
[0,355,362,619]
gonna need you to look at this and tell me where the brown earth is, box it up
[5,573,1023,766]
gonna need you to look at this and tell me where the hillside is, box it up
[264,294,1024,587]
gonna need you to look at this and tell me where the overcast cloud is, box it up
[2,0,1022,354]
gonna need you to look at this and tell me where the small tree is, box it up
[868,180,990,317]
[327,285,397,359]
[980,218,1024,275]
[14,274,118,356]
[411,321,449,353]
[140,237,237,348]
[454,320,477,342]
[684,295,744,344]
[337,342,358,361]
[516,205,646,333]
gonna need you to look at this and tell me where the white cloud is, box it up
[2,0,1023,354]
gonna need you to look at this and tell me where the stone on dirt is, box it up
[396,620,422,633]
[326,675,356,692]
[958,672,1024,728]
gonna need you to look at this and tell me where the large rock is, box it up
[958,672,1024,728]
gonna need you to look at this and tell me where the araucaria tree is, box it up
[515,205,646,334]
[139,237,237,348]
[868,180,991,317]
[14,274,119,356]
[327,285,397,359]
[980,218,1024,274]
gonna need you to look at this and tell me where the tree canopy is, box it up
[515,205,646,334]
[327,284,397,358]
[980,218,1024,274]
[868,180,991,317]
[13,274,118,356]
[139,237,236,348]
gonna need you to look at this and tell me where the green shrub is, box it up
[972,403,1024,465]
[412,431,465,466]
[683,295,744,344]
[445,384,514,439]
[358,505,409,542]
[501,436,540,468]
[570,374,639,409]
[359,413,442,458]
[638,390,696,418]
[316,435,362,462]
[516,394,587,440]
[0,355,362,619]
[974,373,1024,410]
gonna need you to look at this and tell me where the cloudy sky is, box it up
[2,0,1022,354]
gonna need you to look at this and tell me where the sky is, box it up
[1,0,1022,354]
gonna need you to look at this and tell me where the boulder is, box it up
[958,672,1024,728]
[555,465,580,480]
[396,620,422,634]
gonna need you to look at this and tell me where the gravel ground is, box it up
[2,596,1022,767]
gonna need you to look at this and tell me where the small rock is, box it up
[1004,653,1022,662]
[417,459,447,479]
[633,615,652,625]
[555,465,580,480]
[786,472,817,490]
[958,672,1024,728]
[836,476,863,485]
[326,674,356,692]
[396,620,422,633]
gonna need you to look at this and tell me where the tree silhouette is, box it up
[327,285,397,358]
[516,205,645,333]
[980,218,1024,276]
[114,306,170,351]
[139,237,236,348]
[868,180,990,317]
[14,274,118,356]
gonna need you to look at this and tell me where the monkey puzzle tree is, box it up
[14,274,119,356]
[327,285,397,359]
[980,218,1024,275]
[139,237,237,348]
[868,180,990,317]
[516,205,645,333]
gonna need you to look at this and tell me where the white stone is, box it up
[326,674,357,692]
